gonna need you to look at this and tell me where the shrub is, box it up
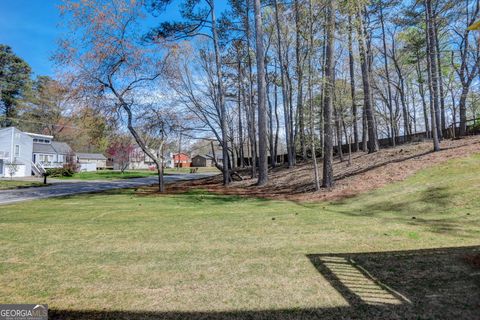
[46,166,76,177]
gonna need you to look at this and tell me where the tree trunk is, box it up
[425,0,440,151]
[322,0,336,188]
[308,0,320,191]
[295,0,306,160]
[211,1,230,184]
[379,5,395,146]
[122,102,164,191]
[236,47,245,168]
[459,86,469,135]
[356,7,378,153]
[267,78,275,168]
[334,106,343,162]
[416,56,430,138]
[273,0,293,168]
[245,0,257,177]
[253,0,268,186]
[348,15,359,152]
[433,15,446,132]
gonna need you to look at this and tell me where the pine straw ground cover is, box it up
[161,135,480,202]
[0,147,479,319]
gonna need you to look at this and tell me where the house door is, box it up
[0,159,3,175]
[33,154,36,163]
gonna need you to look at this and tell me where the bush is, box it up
[45,166,76,177]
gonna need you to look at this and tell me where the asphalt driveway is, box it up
[0,173,214,205]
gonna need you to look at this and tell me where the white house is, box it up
[0,127,34,178]
[0,127,74,178]
[29,133,74,168]
[124,146,157,170]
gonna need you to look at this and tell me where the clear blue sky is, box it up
[0,0,60,76]
[0,0,230,77]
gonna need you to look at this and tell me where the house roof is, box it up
[33,143,56,154]
[76,153,107,160]
[52,141,73,155]
[26,132,54,139]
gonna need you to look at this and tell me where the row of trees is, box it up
[152,0,480,188]
[0,45,114,152]
[4,0,479,191]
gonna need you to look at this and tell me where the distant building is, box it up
[126,146,156,170]
[191,155,212,167]
[191,154,222,167]
[172,153,191,168]
[76,153,107,171]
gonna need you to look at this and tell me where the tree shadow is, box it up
[328,185,477,237]
[48,245,480,319]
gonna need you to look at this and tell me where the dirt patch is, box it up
[144,136,480,201]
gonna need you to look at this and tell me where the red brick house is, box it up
[172,153,191,168]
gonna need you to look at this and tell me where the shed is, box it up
[191,155,213,167]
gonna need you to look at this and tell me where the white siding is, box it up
[0,128,33,177]
[79,163,97,172]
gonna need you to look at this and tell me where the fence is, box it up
[234,118,480,166]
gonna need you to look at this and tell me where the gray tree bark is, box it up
[253,0,268,186]
[322,0,336,188]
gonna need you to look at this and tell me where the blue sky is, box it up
[0,0,230,77]
[0,0,60,76]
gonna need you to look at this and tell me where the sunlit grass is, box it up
[0,180,48,190]
[0,154,478,317]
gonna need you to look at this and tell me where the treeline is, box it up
[0,45,112,152]
[157,0,480,188]
[5,0,478,191]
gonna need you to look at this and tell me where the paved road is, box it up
[0,174,215,205]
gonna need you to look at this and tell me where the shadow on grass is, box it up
[45,188,274,208]
[307,245,480,320]
[328,185,478,236]
[49,245,480,320]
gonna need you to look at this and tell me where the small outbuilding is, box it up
[191,155,213,167]
[76,153,107,171]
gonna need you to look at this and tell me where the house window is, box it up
[33,138,51,144]
[58,155,64,163]
[39,154,53,163]
[15,145,20,157]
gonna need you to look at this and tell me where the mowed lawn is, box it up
[0,180,48,190]
[0,154,479,319]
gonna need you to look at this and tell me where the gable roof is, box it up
[76,153,107,160]
[33,143,56,154]
[52,141,73,155]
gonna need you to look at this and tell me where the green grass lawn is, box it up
[55,170,158,180]
[0,154,479,319]
[0,180,48,190]
[57,167,219,180]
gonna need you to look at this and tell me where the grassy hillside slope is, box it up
[0,153,479,319]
